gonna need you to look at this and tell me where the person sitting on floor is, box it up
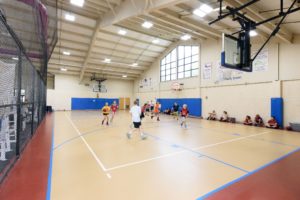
[207,110,217,120]
[220,111,229,122]
[243,115,253,126]
[163,108,172,115]
[266,116,279,129]
[254,114,264,127]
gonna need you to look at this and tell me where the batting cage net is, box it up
[0,0,57,183]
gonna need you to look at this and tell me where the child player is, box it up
[180,104,189,128]
[110,101,118,123]
[151,102,160,121]
[101,102,110,126]
[127,100,147,140]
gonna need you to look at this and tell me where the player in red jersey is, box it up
[180,104,189,129]
[110,101,118,123]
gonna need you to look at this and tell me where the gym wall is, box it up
[134,35,300,126]
[47,74,134,110]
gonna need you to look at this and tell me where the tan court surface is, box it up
[51,111,300,200]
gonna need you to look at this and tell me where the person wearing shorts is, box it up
[172,102,180,120]
[180,104,189,129]
[151,102,160,121]
[101,102,110,126]
[110,101,118,123]
[127,100,147,140]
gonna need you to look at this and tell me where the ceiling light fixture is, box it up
[152,39,160,44]
[180,34,191,41]
[200,4,213,14]
[104,58,111,63]
[65,13,75,21]
[193,9,207,17]
[63,51,71,56]
[122,75,127,78]
[131,63,138,67]
[249,30,258,37]
[70,0,84,7]
[12,57,19,60]
[60,68,68,71]
[118,29,127,35]
[142,21,153,29]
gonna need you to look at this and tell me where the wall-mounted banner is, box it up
[252,50,268,72]
[202,62,212,80]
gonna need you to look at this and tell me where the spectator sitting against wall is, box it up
[207,110,217,120]
[163,108,172,115]
[266,116,279,129]
[254,114,264,127]
[243,115,253,126]
[220,111,229,122]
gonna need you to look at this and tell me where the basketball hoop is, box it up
[171,82,182,91]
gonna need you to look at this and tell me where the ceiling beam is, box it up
[79,18,102,83]
[99,0,191,28]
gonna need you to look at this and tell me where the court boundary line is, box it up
[105,131,270,172]
[64,113,111,179]
[46,115,55,200]
[196,147,300,200]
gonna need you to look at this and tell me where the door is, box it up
[119,98,125,110]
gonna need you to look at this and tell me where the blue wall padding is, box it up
[271,97,283,128]
[156,98,202,117]
[71,98,119,110]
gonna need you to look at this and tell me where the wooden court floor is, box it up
[50,110,300,200]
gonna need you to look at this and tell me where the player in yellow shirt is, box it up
[101,102,111,126]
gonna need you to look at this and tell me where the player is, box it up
[180,104,189,129]
[101,102,110,126]
[151,101,160,121]
[110,101,118,123]
[140,103,147,120]
[172,102,180,120]
[127,100,147,140]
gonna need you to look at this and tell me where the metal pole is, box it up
[16,52,22,156]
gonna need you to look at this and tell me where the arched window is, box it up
[160,45,199,82]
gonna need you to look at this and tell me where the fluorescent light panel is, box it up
[104,58,111,63]
[249,30,258,37]
[200,4,213,14]
[63,51,71,56]
[152,39,160,44]
[180,34,191,41]
[60,68,68,71]
[65,13,75,21]
[193,9,206,17]
[118,29,127,35]
[70,0,84,7]
[131,63,138,67]
[142,21,153,29]
[12,57,18,60]
[122,75,127,78]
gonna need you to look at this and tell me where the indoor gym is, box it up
[0,0,300,200]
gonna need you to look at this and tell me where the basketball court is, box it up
[1,0,300,200]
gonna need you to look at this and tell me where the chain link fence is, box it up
[0,0,57,183]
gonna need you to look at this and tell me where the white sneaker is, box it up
[127,132,132,139]
[141,134,147,140]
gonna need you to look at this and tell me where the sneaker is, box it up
[141,134,147,140]
[151,116,153,119]
[157,117,160,121]
[127,132,131,139]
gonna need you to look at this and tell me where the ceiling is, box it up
[2,0,300,81]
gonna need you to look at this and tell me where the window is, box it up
[160,45,199,82]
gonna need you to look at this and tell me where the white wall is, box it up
[47,74,134,110]
[134,35,300,126]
